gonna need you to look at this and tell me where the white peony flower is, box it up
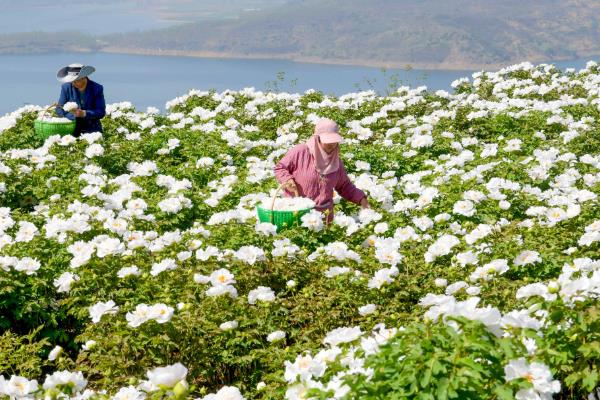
[248,286,276,304]
[4,376,39,397]
[513,251,542,266]
[43,370,87,391]
[267,330,286,342]
[146,363,188,388]
[323,326,362,346]
[202,386,245,400]
[358,304,377,316]
[453,200,476,217]
[504,358,560,399]
[219,320,239,331]
[301,210,324,232]
[48,345,63,361]
[112,386,146,400]
[89,300,119,324]
[63,102,79,112]
[54,271,79,293]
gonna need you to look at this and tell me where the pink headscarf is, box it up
[306,119,341,176]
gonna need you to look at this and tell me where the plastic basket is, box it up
[34,103,76,139]
[256,185,313,231]
[34,119,76,139]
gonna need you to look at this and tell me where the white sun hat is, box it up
[56,63,96,83]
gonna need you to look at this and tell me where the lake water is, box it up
[0,52,594,115]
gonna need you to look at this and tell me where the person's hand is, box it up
[360,197,370,208]
[73,109,86,118]
[283,178,299,197]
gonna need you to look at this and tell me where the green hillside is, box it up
[1,0,600,68]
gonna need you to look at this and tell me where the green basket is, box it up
[256,204,313,231]
[34,119,76,139]
[34,103,76,139]
[256,184,314,231]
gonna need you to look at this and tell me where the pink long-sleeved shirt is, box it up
[274,144,366,215]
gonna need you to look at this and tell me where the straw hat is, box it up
[56,63,96,83]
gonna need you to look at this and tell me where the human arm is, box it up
[55,85,75,121]
[274,146,302,196]
[335,164,369,207]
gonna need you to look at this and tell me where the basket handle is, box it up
[39,102,59,119]
[269,184,285,223]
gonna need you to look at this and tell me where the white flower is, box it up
[220,320,239,331]
[516,283,557,302]
[206,284,238,298]
[434,278,448,288]
[85,143,104,158]
[446,281,468,295]
[48,345,63,361]
[126,304,152,328]
[453,200,476,217]
[325,266,351,278]
[54,271,79,293]
[456,251,478,267]
[150,258,177,276]
[368,267,398,289]
[146,363,188,388]
[284,353,326,383]
[43,370,87,391]
[504,358,560,398]
[14,257,41,275]
[264,197,315,211]
[149,304,174,324]
[424,235,460,263]
[466,286,481,296]
[210,268,236,286]
[112,386,146,400]
[358,304,377,316]
[255,222,277,236]
[234,246,265,265]
[413,216,433,231]
[470,259,509,282]
[248,286,276,304]
[514,251,541,266]
[374,222,388,234]
[15,221,38,242]
[301,210,324,232]
[96,237,125,258]
[82,340,97,351]
[323,326,362,346]
[267,330,286,342]
[202,386,245,400]
[117,266,141,278]
[89,300,119,323]
[63,102,79,112]
[4,376,39,397]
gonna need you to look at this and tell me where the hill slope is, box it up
[1,0,600,69]
[99,0,600,68]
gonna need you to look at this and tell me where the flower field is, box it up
[1,61,600,399]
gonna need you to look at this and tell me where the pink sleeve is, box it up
[274,145,301,185]
[335,164,366,204]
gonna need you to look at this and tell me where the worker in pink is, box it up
[274,118,369,220]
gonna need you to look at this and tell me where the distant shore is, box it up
[98,46,598,72]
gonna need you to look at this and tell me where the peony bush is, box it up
[0,61,600,399]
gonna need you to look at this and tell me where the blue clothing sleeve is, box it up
[85,85,106,120]
[56,85,75,120]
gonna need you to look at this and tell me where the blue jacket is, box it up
[56,80,106,135]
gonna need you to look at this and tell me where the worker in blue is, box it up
[55,63,106,136]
